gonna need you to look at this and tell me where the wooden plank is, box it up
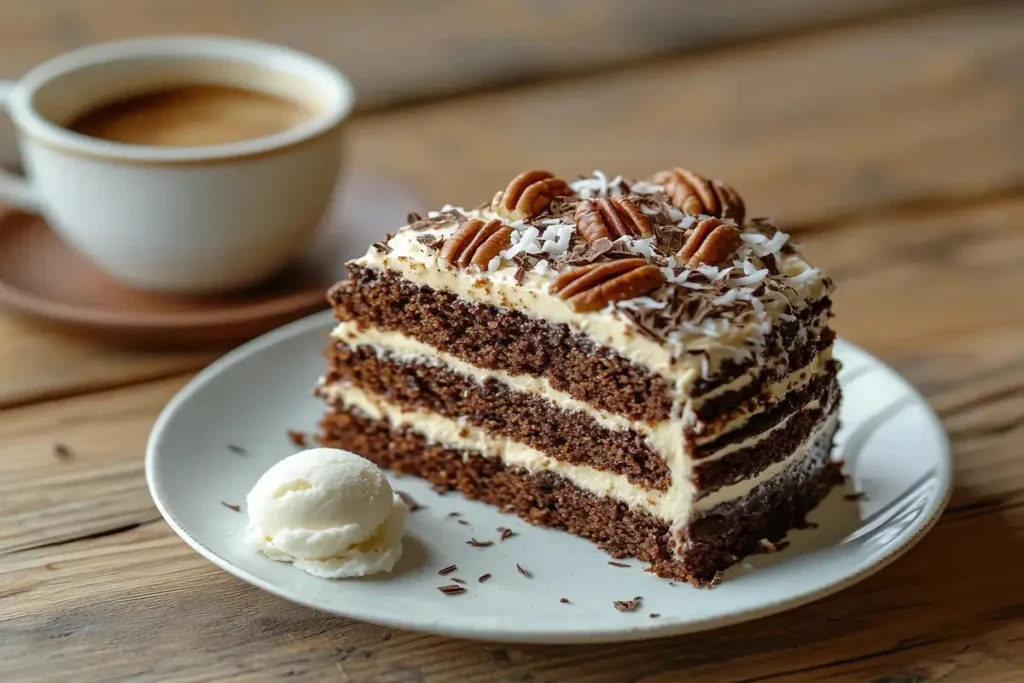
[0,313,215,410]
[344,1,1024,228]
[0,198,1022,681]
[0,0,943,110]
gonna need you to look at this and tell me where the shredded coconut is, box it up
[728,268,769,288]
[630,180,664,195]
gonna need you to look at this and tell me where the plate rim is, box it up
[145,311,954,644]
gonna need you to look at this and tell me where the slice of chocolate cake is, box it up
[317,167,841,585]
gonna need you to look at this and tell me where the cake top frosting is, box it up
[353,167,833,380]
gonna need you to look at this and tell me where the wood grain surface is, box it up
[1,1,1023,681]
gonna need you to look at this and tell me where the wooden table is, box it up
[2,2,1023,680]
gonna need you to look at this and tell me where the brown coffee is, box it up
[66,85,314,147]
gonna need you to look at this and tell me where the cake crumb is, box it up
[613,596,642,613]
[286,430,307,447]
[497,527,515,541]
[396,491,423,512]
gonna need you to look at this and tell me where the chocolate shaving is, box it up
[516,563,530,577]
[437,584,466,595]
[227,444,247,454]
[497,527,515,541]
[467,539,493,547]
[613,596,642,613]
[416,234,443,250]
[513,261,530,285]
[607,561,630,568]
[286,430,307,447]
[395,490,423,512]
[220,501,241,512]
[438,564,458,576]
[451,578,467,585]
[478,573,492,583]
[53,443,73,461]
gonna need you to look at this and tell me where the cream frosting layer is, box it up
[330,321,833,464]
[354,210,828,390]
[318,381,839,531]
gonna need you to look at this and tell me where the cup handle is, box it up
[0,80,43,212]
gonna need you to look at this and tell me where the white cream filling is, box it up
[318,382,838,529]
[356,218,827,389]
[331,321,832,464]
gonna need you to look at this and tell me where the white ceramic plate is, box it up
[146,312,952,644]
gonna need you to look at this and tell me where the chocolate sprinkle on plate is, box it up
[220,501,241,512]
[451,578,467,585]
[478,573,492,583]
[438,564,458,576]
[649,613,661,619]
[457,519,469,525]
[437,585,466,595]
[446,512,461,517]
[395,490,423,512]
[53,443,73,460]
[607,561,630,568]
[227,444,247,454]
[286,430,307,447]
[516,563,530,577]
[560,598,570,604]
[844,491,868,501]
[497,527,515,541]
[613,596,642,613]
[467,538,493,547]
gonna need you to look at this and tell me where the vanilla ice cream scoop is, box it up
[244,448,406,578]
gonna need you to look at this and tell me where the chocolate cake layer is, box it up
[683,412,844,579]
[322,343,670,489]
[318,406,842,583]
[692,366,838,458]
[331,267,673,422]
[695,387,840,496]
[692,305,834,423]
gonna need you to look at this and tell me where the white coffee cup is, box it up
[0,36,354,293]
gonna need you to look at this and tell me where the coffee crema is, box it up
[65,84,314,147]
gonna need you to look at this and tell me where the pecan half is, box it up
[649,167,745,224]
[551,258,665,312]
[439,218,514,270]
[677,217,743,267]
[491,170,571,221]
[574,197,654,245]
